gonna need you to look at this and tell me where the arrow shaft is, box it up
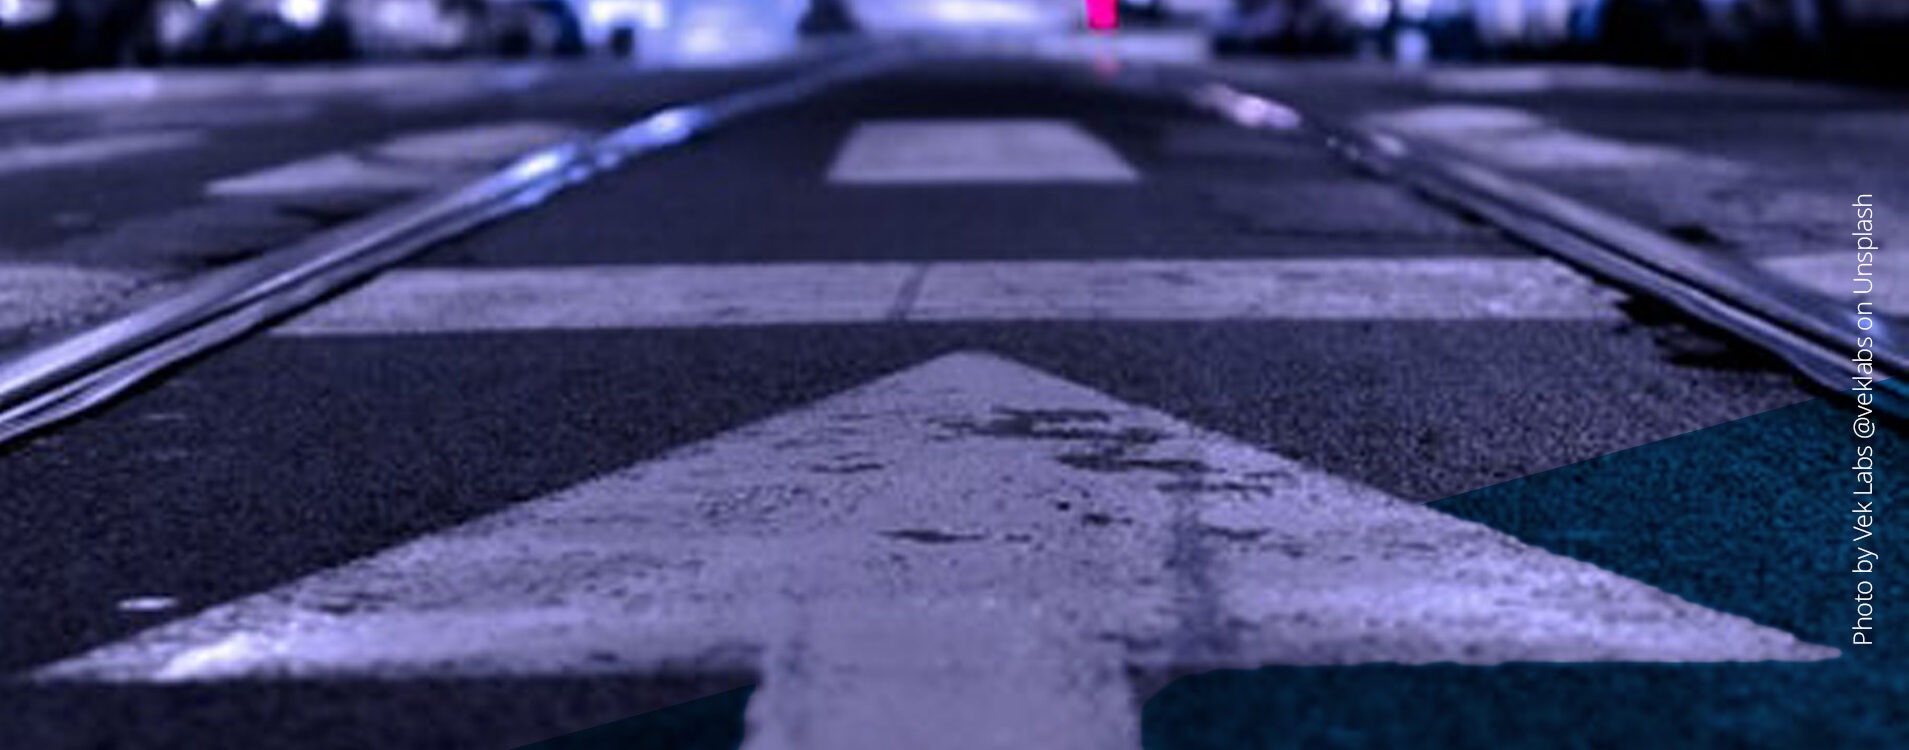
[745,605,1138,750]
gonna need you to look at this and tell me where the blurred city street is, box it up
[0,2,1905,749]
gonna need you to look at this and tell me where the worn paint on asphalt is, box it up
[35,352,1832,749]
[827,119,1140,184]
[273,257,1625,335]
[1361,105,1745,174]
[206,121,584,199]
[0,132,204,177]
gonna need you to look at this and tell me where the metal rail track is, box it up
[0,52,899,448]
[2,53,1894,450]
[1182,76,1907,419]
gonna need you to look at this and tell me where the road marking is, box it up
[115,596,180,614]
[827,119,1139,184]
[0,131,202,177]
[36,352,1832,748]
[0,263,152,333]
[1361,105,1744,174]
[273,257,1623,335]
[1757,252,1909,315]
[206,153,469,198]
[371,121,584,166]
[206,121,583,199]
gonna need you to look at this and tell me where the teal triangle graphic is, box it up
[1143,396,1906,749]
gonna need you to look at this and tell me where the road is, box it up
[1212,60,1909,318]
[0,60,806,351]
[0,49,1902,749]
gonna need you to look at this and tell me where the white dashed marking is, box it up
[1757,252,1909,314]
[1362,104,1745,173]
[0,131,203,177]
[206,153,463,198]
[206,120,583,199]
[370,121,584,165]
[827,119,1139,184]
[273,257,1624,335]
[0,263,152,333]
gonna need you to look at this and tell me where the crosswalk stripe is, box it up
[33,352,1833,748]
[272,257,1624,335]
[1361,104,1745,174]
[205,152,466,199]
[206,121,585,199]
[0,263,152,333]
[1756,252,1907,314]
[0,131,203,177]
[827,119,1140,184]
[369,121,585,166]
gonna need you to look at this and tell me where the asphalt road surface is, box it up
[0,53,1901,749]
[0,60,806,351]
[1211,60,1909,321]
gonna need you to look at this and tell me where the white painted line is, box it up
[206,153,468,199]
[372,121,586,166]
[1361,104,1745,174]
[36,352,1833,748]
[277,263,921,333]
[0,263,152,333]
[1757,252,1909,315]
[207,121,583,199]
[827,119,1140,184]
[907,258,1617,321]
[0,131,202,177]
[273,257,1623,335]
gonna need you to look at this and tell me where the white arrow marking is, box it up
[828,119,1140,184]
[272,257,1623,335]
[34,352,1834,749]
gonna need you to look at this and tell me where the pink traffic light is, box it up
[1085,0,1118,30]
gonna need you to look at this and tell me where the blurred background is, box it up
[3,0,1906,83]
